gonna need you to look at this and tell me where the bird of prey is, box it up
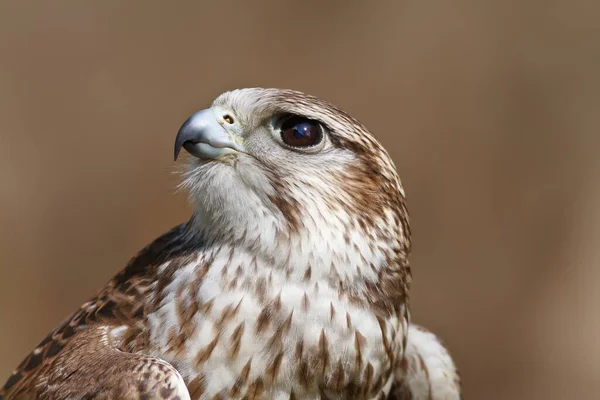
[0,88,461,400]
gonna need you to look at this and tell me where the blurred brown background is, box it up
[0,1,598,398]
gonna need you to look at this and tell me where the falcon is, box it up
[0,88,461,399]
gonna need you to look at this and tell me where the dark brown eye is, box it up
[280,116,323,148]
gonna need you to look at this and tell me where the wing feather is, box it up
[0,223,197,399]
[391,324,462,400]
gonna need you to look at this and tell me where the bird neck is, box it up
[188,206,410,314]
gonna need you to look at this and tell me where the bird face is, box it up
[176,88,410,271]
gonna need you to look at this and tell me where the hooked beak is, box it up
[174,109,245,161]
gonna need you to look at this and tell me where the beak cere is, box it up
[174,109,245,161]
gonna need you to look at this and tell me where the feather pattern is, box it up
[1,88,460,400]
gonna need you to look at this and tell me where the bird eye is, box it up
[279,116,323,148]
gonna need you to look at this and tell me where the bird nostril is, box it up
[223,114,234,124]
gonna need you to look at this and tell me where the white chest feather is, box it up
[145,247,406,400]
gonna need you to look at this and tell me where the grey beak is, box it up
[174,109,245,161]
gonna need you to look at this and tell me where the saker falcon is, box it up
[0,88,461,399]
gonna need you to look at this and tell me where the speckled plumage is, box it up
[1,88,461,400]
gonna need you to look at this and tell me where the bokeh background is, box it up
[1,1,598,398]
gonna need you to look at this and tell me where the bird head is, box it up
[176,88,410,285]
